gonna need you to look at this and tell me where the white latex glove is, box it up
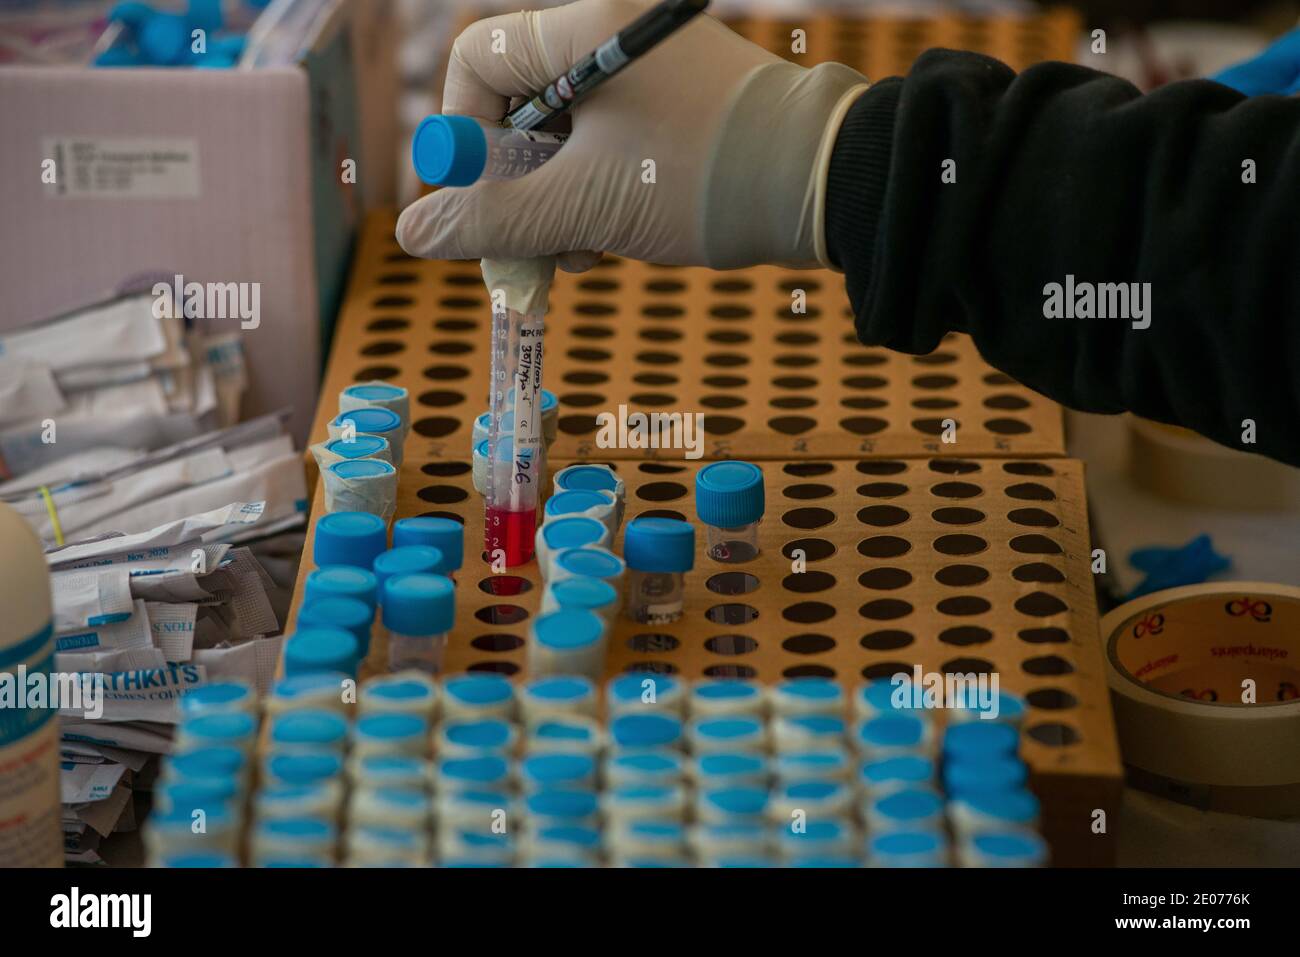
[396,0,869,271]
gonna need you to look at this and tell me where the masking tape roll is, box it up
[1127,416,1300,510]
[1101,582,1300,818]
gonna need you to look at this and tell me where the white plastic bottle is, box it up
[0,503,62,866]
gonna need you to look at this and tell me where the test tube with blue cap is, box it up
[622,517,695,624]
[695,461,765,563]
[381,573,455,674]
[392,516,464,580]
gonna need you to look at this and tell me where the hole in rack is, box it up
[367,317,408,332]
[941,657,995,675]
[474,605,530,625]
[1006,483,1056,501]
[937,596,992,616]
[1026,723,1081,747]
[783,665,836,679]
[859,599,913,620]
[1026,688,1077,710]
[559,392,606,408]
[781,539,835,562]
[783,483,834,500]
[361,341,404,357]
[860,630,913,651]
[706,572,761,595]
[468,661,519,675]
[783,634,835,655]
[782,571,835,593]
[703,664,756,679]
[783,507,836,530]
[429,341,473,356]
[704,634,758,655]
[1012,563,1065,584]
[638,463,687,474]
[857,461,907,475]
[418,390,465,408]
[1015,592,1069,617]
[471,634,524,652]
[355,366,399,380]
[933,507,986,525]
[769,415,817,435]
[421,462,471,477]
[434,318,476,333]
[1004,462,1055,476]
[477,576,531,596]
[771,396,816,410]
[986,418,1032,435]
[705,415,746,435]
[1018,627,1069,644]
[858,482,908,498]
[1023,655,1075,676]
[627,634,681,653]
[773,375,817,390]
[862,661,912,681]
[705,604,759,625]
[858,536,911,559]
[784,602,836,624]
[627,661,680,674]
[702,374,746,389]
[636,482,688,502]
[564,370,609,385]
[931,482,982,499]
[935,564,990,587]
[858,567,913,590]
[412,417,459,438]
[841,416,889,435]
[933,534,988,556]
[638,509,688,521]
[418,485,468,504]
[784,462,834,477]
[1009,508,1060,528]
[843,375,888,391]
[423,365,470,381]
[1010,534,1062,555]
[700,394,746,410]
[939,626,992,646]
[857,505,910,526]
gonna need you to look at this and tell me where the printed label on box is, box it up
[43,137,201,199]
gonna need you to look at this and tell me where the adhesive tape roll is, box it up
[1101,582,1300,818]
[1127,416,1300,510]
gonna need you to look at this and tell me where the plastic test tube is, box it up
[622,517,695,625]
[313,512,388,571]
[381,573,455,674]
[392,516,464,579]
[695,461,765,563]
[413,115,565,569]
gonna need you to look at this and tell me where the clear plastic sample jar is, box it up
[381,573,455,674]
[413,114,565,186]
[622,517,695,625]
[695,461,765,563]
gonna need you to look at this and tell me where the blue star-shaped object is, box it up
[1126,534,1231,600]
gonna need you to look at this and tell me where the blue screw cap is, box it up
[624,517,695,573]
[305,565,378,611]
[313,511,387,570]
[539,517,607,553]
[332,407,402,436]
[297,596,373,658]
[545,489,615,519]
[382,573,455,636]
[695,461,765,527]
[412,115,488,187]
[283,627,360,679]
[324,434,390,460]
[555,464,620,494]
[554,547,624,580]
[373,546,445,591]
[139,12,190,65]
[548,576,618,612]
[532,609,605,650]
[392,517,463,571]
[328,459,394,481]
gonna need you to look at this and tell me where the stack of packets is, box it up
[0,293,312,862]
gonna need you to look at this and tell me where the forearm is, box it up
[826,49,1300,466]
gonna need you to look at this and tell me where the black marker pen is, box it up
[503,0,710,131]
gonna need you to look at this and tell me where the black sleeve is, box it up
[824,49,1300,467]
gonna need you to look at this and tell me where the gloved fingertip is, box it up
[557,250,604,273]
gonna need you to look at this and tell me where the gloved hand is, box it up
[395,0,869,271]
[1212,25,1300,96]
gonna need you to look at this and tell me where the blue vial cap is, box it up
[776,749,849,778]
[270,710,348,748]
[264,751,343,785]
[554,548,624,580]
[776,676,842,704]
[539,517,606,552]
[694,679,761,702]
[297,596,373,658]
[355,712,426,743]
[695,716,763,742]
[971,831,1047,863]
[698,752,766,778]
[333,406,402,437]
[624,517,695,573]
[521,753,595,786]
[373,546,445,592]
[304,565,378,612]
[329,458,395,482]
[548,576,618,612]
[313,511,387,570]
[188,0,224,32]
[610,713,682,748]
[156,778,239,811]
[857,714,927,749]
[443,718,512,750]
[392,517,463,571]
[381,573,455,636]
[958,789,1040,824]
[525,675,594,702]
[444,673,513,707]
[182,711,255,744]
[283,626,359,679]
[139,12,190,65]
[168,746,244,780]
[545,489,614,519]
[858,678,920,713]
[860,755,934,788]
[944,756,1028,795]
[555,464,620,494]
[701,786,768,817]
[343,383,406,404]
[525,789,599,820]
[180,681,252,716]
[874,788,943,823]
[870,830,945,858]
[532,719,596,745]
[695,461,765,527]
[532,609,604,651]
[412,114,487,187]
[207,35,246,59]
[944,721,1019,759]
[272,671,349,704]
[608,672,680,705]
[325,434,389,460]
[440,756,509,785]
[161,852,236,868]
[534,824,602,850]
